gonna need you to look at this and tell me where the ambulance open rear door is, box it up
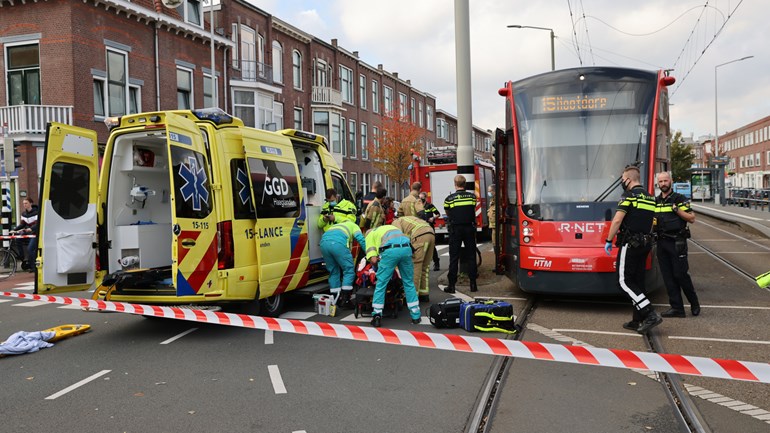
[36,123,99,294]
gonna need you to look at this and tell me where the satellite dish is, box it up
[161,0,184,8]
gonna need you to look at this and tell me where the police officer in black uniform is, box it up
[655,171,700,318]
[443,174,478,293]
[418,191,441,271]
[604,166,662,334]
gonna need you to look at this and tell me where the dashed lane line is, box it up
[44,370,112,400]
[159,328,198,345]
[268,365,287,394]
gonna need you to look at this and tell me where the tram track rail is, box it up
[689,237,757,284]
[466,296,538,433]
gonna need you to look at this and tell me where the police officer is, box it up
[320,220,366,308]
[418,192,441,271]
[655,171,700,318]
[397,182,424,217]
[443,175,478,293]
[391,215,435,303]
[604,166,662,334]
[362,187,387,231]
[317,188,357,232]
[364,225,422,327]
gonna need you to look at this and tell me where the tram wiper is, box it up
[537,180,547,219]
[594,160,641,202]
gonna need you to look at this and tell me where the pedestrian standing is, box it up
[11,197,39,271]
[443,175,478,293]
[364,225,422,327]
[397,182,424,217]
[320,220,366,308]
[604,166,662,334]
[655,171,700,317]
[391,215,435,303]
[418,192,441,271]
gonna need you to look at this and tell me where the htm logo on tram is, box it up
[529,256,552,268]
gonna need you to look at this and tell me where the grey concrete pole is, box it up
[454,0,474,190]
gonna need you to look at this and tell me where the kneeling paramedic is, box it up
[391,215,435,303]
[364,225,422,327]
[604,165,662,334]
[320,220,366,308]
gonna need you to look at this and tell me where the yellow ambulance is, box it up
[36,108,355,316]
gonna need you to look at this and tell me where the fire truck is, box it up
[408,148,494,240]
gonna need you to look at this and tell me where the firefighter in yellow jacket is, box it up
[318,188,357,232]
[365,225,422,327]
[391,215,435,303]
[397,182,424,217]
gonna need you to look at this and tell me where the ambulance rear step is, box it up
[294,282,330,295]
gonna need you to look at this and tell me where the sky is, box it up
[248,0,767,141]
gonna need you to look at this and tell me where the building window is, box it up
[107,50,131,115]
[182,0,202,27]
[348,119,357,158]
[384,86,393,115]
[6,43,40,105]
[437,118,448,139]
[339,65,354,104]
[292,50,302,89]
[203,74,216,108]
[314,111,341,154]
[129,85,140,114]
[177,67,193,109]
[372,79,379,113]
[233,91,275,128]
[315,59,328,87]
[418,102,424,127]
[294,107,303,130]
[361,173,371,197]
[426,105,434,131]
[240,26,257,80]
[361,123,368,160]
[410,97,416,123]
[358,74,367,109]
[273,101,284,130]
[350,172,358,195]
[93,79,105,116]
[398,93,407,119]
[373,126,380,161]
[341,117,347,157]
[272,41,283,84]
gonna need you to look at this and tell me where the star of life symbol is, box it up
[236,167,251,206]
[179,156,209,211]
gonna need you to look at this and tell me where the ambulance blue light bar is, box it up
[192,108,234,125]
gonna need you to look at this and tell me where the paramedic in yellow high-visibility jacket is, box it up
[320,220,366,308]
[318,188,358,232]
[365,225,421,327]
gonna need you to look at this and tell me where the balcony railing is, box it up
[231,60,274,85]
[0,104,73,135]
[312,86,342,107]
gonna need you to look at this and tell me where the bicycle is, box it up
[0,233,36,281]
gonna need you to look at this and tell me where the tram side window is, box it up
[506,133,517,206]
[50,162,90,219]
[656,91,670,165]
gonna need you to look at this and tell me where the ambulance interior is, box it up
[106,132,173,276]
[294,146,326,262]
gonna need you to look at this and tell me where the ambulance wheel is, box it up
[260,294,285,318]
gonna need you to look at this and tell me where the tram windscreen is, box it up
[514,78,656,205]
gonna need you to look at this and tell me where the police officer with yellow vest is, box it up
[655,171,700,318]
[604,166,662,334]
[320,220,366,308]
[365,225,422,327]
[318,188,358,232]
[391,215,435,303]
[443,175,478,293]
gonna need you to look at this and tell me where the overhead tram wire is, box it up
[556,38,665,70]
[670,0,744,97]
[578,0,596,65]
[566,0,583,66]
[577,5,725,38]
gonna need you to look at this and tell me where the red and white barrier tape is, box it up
[3,291,769,383]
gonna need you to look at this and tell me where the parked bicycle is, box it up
[0,233,36,280]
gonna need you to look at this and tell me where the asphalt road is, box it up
[1,234,769,432]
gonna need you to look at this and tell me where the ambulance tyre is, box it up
[260,293,285,317]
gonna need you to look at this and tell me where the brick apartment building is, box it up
[434,109,493,164]
[719,115,770,189]
[2,0,484,218]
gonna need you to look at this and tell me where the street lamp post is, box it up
[714,55,753,204]
[507,25,555,71]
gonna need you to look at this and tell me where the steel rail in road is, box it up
[465,296,538,433]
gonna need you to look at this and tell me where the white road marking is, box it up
[58,304,86,310]
[264,330,274,345]
[159,328,198,345]
[0,299,12,304]
[279,311,316,320]
[15,301,48,307]
[690,251,770,254]
[551,329,642,337]
[668,336,770,345]
[268,365,287,394]
[45,370,111,400]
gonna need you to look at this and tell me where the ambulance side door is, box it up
[244,143,308,299]
[36,123,99,294]
[166,113,219,296]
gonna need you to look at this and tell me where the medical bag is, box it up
[459,300,518,334]
[428,297,464,328]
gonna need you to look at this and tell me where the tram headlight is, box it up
[522,227,534,236]
[523,236,531,243]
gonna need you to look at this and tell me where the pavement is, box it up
[691,200,770,238]
[435,247,517,299]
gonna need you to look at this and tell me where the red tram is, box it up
[495,67,674,295]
